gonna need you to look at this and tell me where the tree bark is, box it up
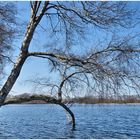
[0,53,27,104]
[55,102,75,128]
[0,16,37,105]
[0,2,50,105]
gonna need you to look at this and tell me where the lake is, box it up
[0,104,140,139]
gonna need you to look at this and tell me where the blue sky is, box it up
[4,2,103,95]
[2,1,140,96]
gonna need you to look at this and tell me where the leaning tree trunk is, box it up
[0,16,37,105]
[56,102,75,128]
[0,2,49,105]
[0,53,27,104]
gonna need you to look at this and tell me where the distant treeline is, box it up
[64,95,140,104]
[5,93,140,104]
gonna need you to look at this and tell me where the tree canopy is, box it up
[0,1,140,127]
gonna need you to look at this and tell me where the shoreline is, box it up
[3,102,140,105]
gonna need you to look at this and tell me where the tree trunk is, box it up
[0,18,37,105]
[55,102,75,128]
[0,53,27,103]
[0,2,50,105]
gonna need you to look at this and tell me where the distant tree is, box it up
[0,2,17,79]
[0,1,140,127]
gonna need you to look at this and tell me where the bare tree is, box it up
[0,1,140,127]
[0,2,17,80]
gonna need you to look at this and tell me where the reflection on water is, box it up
[0,104,140,138]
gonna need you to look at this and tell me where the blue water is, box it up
[0,104,140,139]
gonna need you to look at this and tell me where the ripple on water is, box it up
[0,104,140,138]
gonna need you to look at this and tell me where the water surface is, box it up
[0,104,140,139]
